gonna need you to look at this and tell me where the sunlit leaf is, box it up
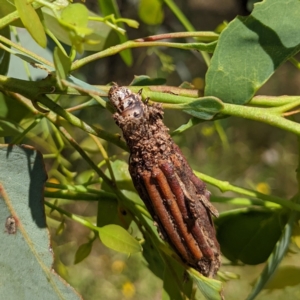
[205,0,300,104]
[98,224,142,254]
[138,0,164,25]
[14,0,47,48]
[189,270,223,300]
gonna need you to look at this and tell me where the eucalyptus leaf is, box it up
[0,144,82,299]
[205,0,300,104]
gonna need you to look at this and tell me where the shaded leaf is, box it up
[0,26,10,75]
[0,118,23,137]
[0,0,23,27]
[171,117,202,135]
[130,75,166,86]
[264,266,300,290]
[53,47,71,90]
[14,0,47,48]
[247,209,298,300]
[98,224,142,254]
[74,241,93,264]
[205,0,300,104]
[216,208,288,264]
[0,144,82,299]
[162,257,193,300]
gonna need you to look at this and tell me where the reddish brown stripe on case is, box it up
[152,166,203,261]
[142,170,190,261]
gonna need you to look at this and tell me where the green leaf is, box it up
[181,97,224,120]
[0,26,10,75]
[74,241,93,264]
[53,47,71,90]
[98,224,142,254]
[0,93,30,122]
[130,75,166,86]
[61,3,89,28]
[246,209,299,300]
[0,118,23,137]
[162,258,193,300]
[59,3,94,54]
[171,117,202,135]
[99,160,134,228]
[0,0,23,27]
[205,0,300,104]
[0,144,81,299]
[98,0,133,66]
[14,0,47,48]
[215,208,288,264]
[189,271,223,300]
[42,7,111,52]
[138,0,164,25]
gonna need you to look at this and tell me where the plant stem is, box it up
[222,103,300,136]
[71,40,216,70]
[163,0,211,66]
[196,171,300,212]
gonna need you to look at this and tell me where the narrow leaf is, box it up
[74,241,93,264]
[53,47,71,90]
[14,0,47,48]
[98,0,133,66]
[0,26,11,75]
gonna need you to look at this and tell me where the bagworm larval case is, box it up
[108,84,221,277]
